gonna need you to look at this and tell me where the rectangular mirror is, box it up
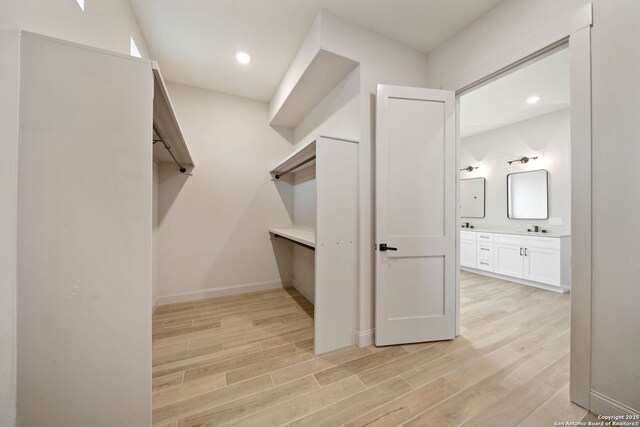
[460,177,485,218]
[507,169,548,219]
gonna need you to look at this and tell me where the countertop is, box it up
[460,228,571,238]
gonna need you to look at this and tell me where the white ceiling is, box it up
[129,0,503,101]
[460,48,570,138]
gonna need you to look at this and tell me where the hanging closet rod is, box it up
[153,122,187,173]
[274,156,316,179]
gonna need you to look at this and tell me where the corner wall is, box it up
[155,83,295,303]
[425,0,640,413]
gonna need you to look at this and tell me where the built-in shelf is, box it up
[268,136,358,355]
[152,62,194,169]
[270,140,316,179]
[269,227,316,249]
[269,49,359,129]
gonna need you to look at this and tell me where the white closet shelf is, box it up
[269,49,359,129]
[270,139,317,178]
[270,136,357,179]
[269,227,316,248]
[152,62,194,169]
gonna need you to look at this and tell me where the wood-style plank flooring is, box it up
[152,271,590,426]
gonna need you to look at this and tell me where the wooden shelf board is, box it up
[269,227,316,248]
[269,49,359,129]
[152,62,194,168]
[270,140,316,177]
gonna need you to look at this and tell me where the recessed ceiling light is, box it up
[236,52,251,64]
[526,95,541,104]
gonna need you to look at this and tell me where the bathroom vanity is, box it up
[460,229,570,293]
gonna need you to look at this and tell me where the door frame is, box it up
[443,4,593,410]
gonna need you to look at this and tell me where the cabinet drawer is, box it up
[477,232,494,242]
[477,256,493,272]
[477,243,493,255]
[460,231,476,241]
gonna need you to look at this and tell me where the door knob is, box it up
[379,244,398,251]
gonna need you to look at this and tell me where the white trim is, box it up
[568,25,593,411]
[356,329,374,347]
[455,97,461,337]
[590,391,639,416]
[460,267,568,294]
[155,278,292,306]
[442,4,592,92]
[291,278,315,304]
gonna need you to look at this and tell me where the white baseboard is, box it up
[292,278,314,304]
[356,329,374,347]
[590,390,639,416]
[155,278,292,306]
[461,267,569,293]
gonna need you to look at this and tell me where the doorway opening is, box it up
[456,45,577,416]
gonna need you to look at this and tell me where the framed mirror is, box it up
[507,169,548,219]
[460,177,485,218]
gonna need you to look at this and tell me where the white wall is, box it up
[425,0,640,413]
[153,161,160,307]
[17,0,150,58]
[0,29,19,427]
[290,172,317,303]
[155,83,295,303]
[460,109,571,232]
[286,11,431,343]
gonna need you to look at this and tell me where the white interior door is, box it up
[375,84,456,346]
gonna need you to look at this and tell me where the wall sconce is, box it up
[507,156,538,166]
[460,166,479,172]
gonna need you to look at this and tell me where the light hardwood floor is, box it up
[152,271,590,426]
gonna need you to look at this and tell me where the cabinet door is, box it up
[524,247,561,286]
[494,243,524,278]
[460,239,476,268]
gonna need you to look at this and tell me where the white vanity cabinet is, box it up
[460,231,477,268]
[524,246,562,285]
[494,243,524,277]
[460,230,570,292]
[476,232,494,272]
